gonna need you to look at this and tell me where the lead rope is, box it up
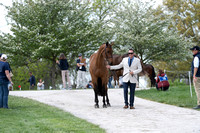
[105,58,118,80]
[129,57,147,89]
[132,73,147,89]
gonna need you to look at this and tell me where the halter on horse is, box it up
[89,42,113,108]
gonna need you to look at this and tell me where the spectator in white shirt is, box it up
[37,79,44,90]
[190,46,200,109]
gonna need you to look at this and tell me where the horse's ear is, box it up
[111,42,114,46]
[106,41,109,46]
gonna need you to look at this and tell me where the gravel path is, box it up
[10,89,200,133]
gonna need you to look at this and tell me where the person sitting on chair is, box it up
[156,69,170,91]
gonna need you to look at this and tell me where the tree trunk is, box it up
[51,60,57,89]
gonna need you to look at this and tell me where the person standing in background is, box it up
[28,72,36,90]
[76,53,87,89]
[56,53,72,90]
[190,46,200,109]
[0,54,13,109]
[0,54,13,91]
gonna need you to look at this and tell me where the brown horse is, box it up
[110,54,123,87]
[111,53,156,87]
[139,64,156,87]
[89,42,113,108]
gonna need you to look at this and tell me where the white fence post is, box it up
[188,71,192,97]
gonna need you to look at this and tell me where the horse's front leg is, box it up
[94,91,99,108]
[103,96,107,108]
[106,91,111,107]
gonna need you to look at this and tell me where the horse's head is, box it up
[103,42,114,65]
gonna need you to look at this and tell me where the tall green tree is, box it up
[0,0,99,88]
[11,60,54,90]
[81,0,121,55]
[162,0,200,44]
[112,0,192,63]
[0,0,120,89]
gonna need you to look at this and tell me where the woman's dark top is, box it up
[58,59,69,70]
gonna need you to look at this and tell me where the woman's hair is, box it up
[59,53,66,59]
[158,69,164,75]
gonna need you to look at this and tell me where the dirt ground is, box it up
[10,89,200,133]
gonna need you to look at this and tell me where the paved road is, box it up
[10,89,200,133]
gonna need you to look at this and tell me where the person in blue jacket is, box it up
[28,72,36,90]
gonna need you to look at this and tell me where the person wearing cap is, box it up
[56,53,72,90]
[0,54,13,109]
[190,46,200,109]
[0,53,13,80]
[106,48,142,109]
[76,53,87,89]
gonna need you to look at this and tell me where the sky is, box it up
[0,0,163,34]
[0,0,12,34]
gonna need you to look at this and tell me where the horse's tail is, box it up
[151,65,156,86]
[96,77,106,96]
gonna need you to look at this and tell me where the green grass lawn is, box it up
[0,96,105,133]
[135,85,199,110]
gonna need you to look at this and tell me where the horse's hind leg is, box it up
[106,92,111,107]
[94,92,99,108]
[102,96,107,108]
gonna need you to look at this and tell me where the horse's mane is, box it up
[96,44,106,67]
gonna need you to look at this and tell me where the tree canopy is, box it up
[0,0,195,89]
[163,0,200,44]
[0,0,119,89]
[112,0,192,63]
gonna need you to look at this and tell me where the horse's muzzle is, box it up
[107,58,113,65]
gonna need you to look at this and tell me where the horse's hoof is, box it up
[103,104,107,108]
[107,103,111,107]
[94,104,99,108]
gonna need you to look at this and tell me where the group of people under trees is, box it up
[1,45,199,110]
[30,51,170,92]
[28,72,44,90]
[56,53,88,90]
[28,52,91,91]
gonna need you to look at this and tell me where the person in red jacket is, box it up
[156,69,170,91]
